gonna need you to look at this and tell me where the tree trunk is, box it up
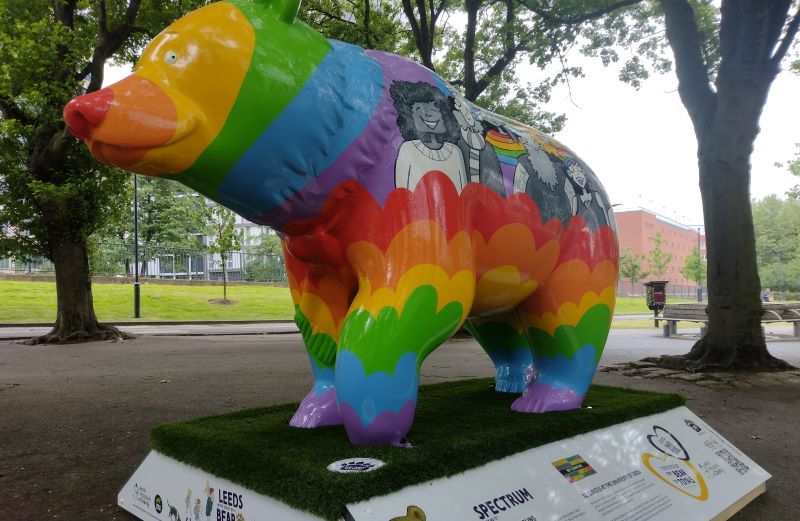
[26,238,134,344]
[223,260,228,303]
[672,143,789,370]
[651,0,795,372]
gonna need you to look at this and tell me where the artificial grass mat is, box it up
[150,379,685,520]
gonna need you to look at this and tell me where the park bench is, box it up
[661,302,800,338]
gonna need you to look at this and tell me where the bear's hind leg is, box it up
[511,258,617,412]
[465,313,533,393]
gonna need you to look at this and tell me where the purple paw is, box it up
[339,401,417,446]
[511,383,583,413]
[289,388,343,428]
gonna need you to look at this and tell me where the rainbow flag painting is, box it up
[485,128,528,195]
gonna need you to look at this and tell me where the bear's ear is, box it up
[264,0,302,23]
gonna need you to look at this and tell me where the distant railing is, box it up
[617,280,706,300]
[0,243,288,284]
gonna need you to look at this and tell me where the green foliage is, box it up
[205,205,243,260]
[646,232,672,279]
[784,144,800,199]
[299,0,406,52]
[580,0,718,89]
[242,232,285,282]
[0,0,209,262]
[205,204,243,301]
[619,248,648,285]
[680,244,706,284]
[91,176,208,275]
[150,380,684,521]
[753,195,800,292]
[435,0,576,130]
[248,232,283,255]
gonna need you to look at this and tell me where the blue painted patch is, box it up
[334,350,420,427]
[533,344,599,394]
[218,40,384,217]
[495,154,520,166]
[309,355,336,395]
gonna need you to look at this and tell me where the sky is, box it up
[521,55,800,226]
[104,36,800,229]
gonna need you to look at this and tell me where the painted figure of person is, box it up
[185,489,192,519]
[513,133,558,194]
[563,157,615,227]
[451,93,485,182]
[204,482,214,521]
[194,498,201,521]
[390,81,467,192]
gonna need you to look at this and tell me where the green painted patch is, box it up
[528,304,612,362]
[177,0,331,197]
[466,318,528,355]
[151,379,685,520]
[338,285,464,374]
[295,305,337,368]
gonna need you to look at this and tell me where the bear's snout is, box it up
[64,87,115,141]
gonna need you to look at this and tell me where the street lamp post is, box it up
[134,174,141,318]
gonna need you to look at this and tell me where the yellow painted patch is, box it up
[132,2,255,174]
[523,286,616,336]
[471,265,538,316]
[351,265,475,322]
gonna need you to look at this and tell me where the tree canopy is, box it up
[0,0,210,343]
[752,195,800,293]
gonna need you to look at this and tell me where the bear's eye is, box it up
[164,51,178,65]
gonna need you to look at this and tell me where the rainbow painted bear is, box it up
[64,0,618,446]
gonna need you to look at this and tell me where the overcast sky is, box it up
[523,55,800,226]
[105,37,800,228]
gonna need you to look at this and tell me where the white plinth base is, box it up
[120,406,769,521]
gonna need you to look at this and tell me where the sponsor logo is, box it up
[552,455,597,483]
[326,458,385,473]
[641,425,709,501]
[154,495,163,514]
[132,483,153,509]
[684,419,702,433]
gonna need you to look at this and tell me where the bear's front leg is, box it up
[284,252,354,428]
[334,225,475,445]
[465,313,533,393]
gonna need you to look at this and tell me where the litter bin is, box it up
[644,280,668,327]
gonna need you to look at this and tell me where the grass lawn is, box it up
[0,280,295,323]
[151,378,684,520]
[0,280,696,326]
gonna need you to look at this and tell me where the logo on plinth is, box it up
[327,458,385,473]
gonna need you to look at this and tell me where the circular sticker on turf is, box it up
[327,458,385,473]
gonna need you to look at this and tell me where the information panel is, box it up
[345,406,769,521]
[119,406,769,521]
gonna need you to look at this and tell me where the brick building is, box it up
[615,208,705,295]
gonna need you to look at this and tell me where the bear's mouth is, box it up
[89,141,150,168]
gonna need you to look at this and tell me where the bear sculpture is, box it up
[64,0,619,446]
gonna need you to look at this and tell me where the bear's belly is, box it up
[469,264,540,317]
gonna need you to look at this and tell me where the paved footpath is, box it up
[1,327,798,520]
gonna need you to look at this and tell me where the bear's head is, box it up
[64,0,327,182]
